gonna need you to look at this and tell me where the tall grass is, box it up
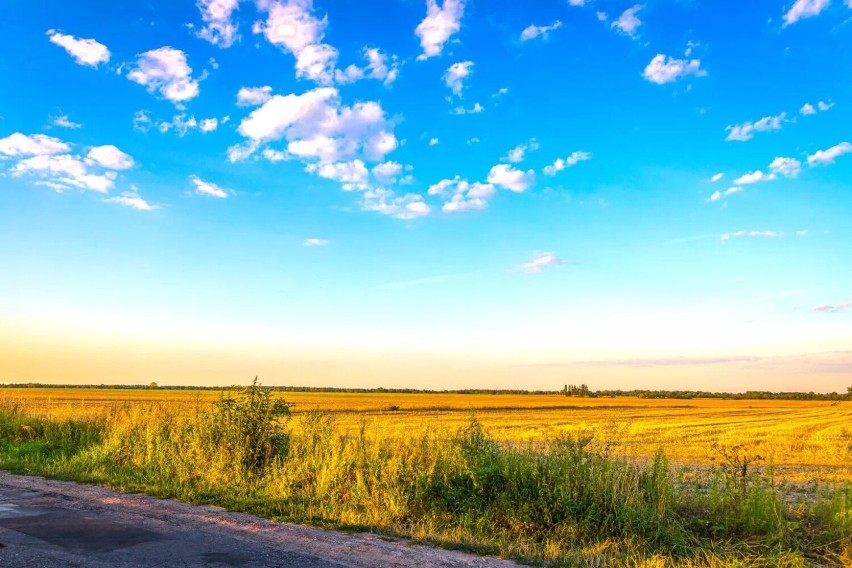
[0,385,849,567]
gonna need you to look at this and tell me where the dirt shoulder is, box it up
[0,471,521,568]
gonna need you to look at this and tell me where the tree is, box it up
[149,381,158,390]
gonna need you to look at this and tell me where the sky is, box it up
[1,0,851,392]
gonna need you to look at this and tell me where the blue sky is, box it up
[1,0,851,391]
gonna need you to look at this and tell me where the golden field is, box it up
[4,387,851,483]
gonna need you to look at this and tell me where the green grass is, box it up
[0,384,849,567]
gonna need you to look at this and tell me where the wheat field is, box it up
[4,388,850,483]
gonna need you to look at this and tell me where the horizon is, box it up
[2,1,851,393]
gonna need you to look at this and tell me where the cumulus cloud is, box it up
[783,0,831,26]
[231,87,398,164]
[710,173,724,182]
[0,133,70,156]
[487,164,535,192]
[800,103,816,115]
[307,159,370,185]
[725,113,787,142]
[303,237,329,246]
[451,102,484,115]
[708,186,742,202]
[0,133,132,194]
[254,0,338,84]
[360,187,430,219]
[519,251,566,273]
[47,30,110,66]
[807,142,852,166]
[429,137,440,146]
[190,175,231,198]
[444,61,473,96]
[105,189,158,211]
[86,145,135,170]
[195,0,241,47]
[428,176,495,213]
[768,156,802,178]
[237,86,273,106]
[503,139,539,163]
[543,151,592,175]
[520,21,562,41]
[127,47,200,104]
[52,115,81,129]
[611,5,643,37]
[138,113,223,136]
[733,170,776,185]
[415,0,465,60]
[199,118,219,132]
[643,54,705,84]
[336,48,400,86]
[818,100,835,111]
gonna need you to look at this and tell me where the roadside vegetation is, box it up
[0,382,850,567]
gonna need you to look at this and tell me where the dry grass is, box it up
[3,388,851,483]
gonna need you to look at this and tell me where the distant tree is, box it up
[847,385,852,399]
[149,382,158,390]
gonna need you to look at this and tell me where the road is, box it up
[0,471,520,568]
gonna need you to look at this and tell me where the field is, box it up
[6,388,851,482]
[0,386,850,566]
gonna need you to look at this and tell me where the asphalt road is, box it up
[0,471,520,568]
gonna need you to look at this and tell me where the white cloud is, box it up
[13,154,117,193]
[444,61,473,96]
[190,175,230,198]
[451,102,484,115]
[86,145,135,170]
[255,0,338,84]
[105,190,158,211]
[361,48,401,86]
[0,133,70,156]
[466,137,480,144]
[543,151,592,175]
[520,21,562,41]
[360,187,430,219]
[568,0,586,6]
[195,0,241,47]
[52,115,81,129]
[1,133,133,194]
[708,186,742,202]
[372,161,404,183]
[818,100,835,111]
[127,47,200,104]
[303,237,330,246]
[800,103,816,115]
[768,156,802,178]
[725,113,787,142]
[519,251,566,273]
[642,54,705,84]
[429,137,440,146]
[720,230,782,242]
[783,0,831,26]
[415,0,465,60]
[710,172,724,182]
[200,118,219,132]
[487,164,535,192]
[611,5,643,38]
[733,170,776,185]
[428,176,495,213]
[237,86,273,106]
[47,30,110,67]
[807,142,852,166]
[503,139,539,163]
[308,159,370,185]
[233,87,397,164]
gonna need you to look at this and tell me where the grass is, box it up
[0,385,850,566]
